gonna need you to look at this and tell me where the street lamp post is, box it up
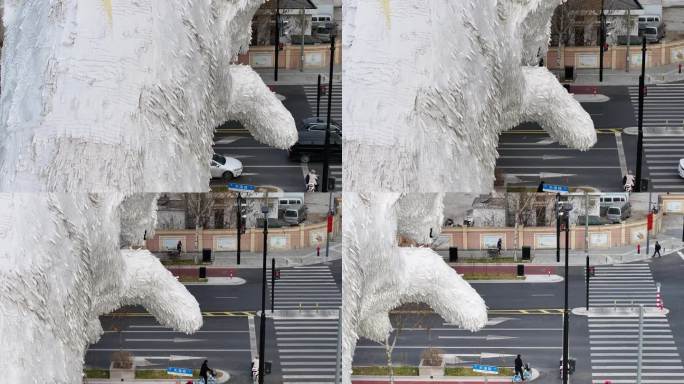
[556,193,561,263]
[274,0,280,82]
[236,193,242,265]
[322,30,336,192]
[636,37,647,192]
[258,205,269,384]
[585,192,590,311]
[599,0,606,82]
[559,202,573,384]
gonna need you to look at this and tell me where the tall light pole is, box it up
[585,192,590,311]
[599,0,606,82]
[559,202,573,384]
[321,29,336,192]
[635,37,647,191]
[258,205,269,384]
[274,0,280,82]
[556,193,561,263]
[236,193,242,265]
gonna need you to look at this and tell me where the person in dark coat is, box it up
[200,360,214,383]
[653,241,662,258]
[176,240,182,257]
[515,354,524,381]
[497,238,502,256]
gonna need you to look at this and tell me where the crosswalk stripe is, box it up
[272,263,340,384]
[628,86,684,190]
[589,264,684,381]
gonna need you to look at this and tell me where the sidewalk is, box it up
[571,62,684,85]
[438,233,684,267]
[158,242,341,270]
[255,66,342,86]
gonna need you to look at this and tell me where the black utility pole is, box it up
[599,0,606,82]
[321,32,335,192]
[556,193,561,263]
[258,206,269,384]
[562,213,570,384]
[271,258,276,313]
[274,0,280,82]
[317,74,322,117]
[586,254,590,311]
[635,37,647,192]
[236,193,241,265]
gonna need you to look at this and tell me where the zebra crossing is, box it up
[629,83,684,133]
[641,135,684,191]
[589,263,684,383]
[329,165,342,191]
[303,82,342,124]
[270,264,341,383]
[269,264,341,310]
[589,263,656,308]
[628,83,684,191]
[275,317,340,384]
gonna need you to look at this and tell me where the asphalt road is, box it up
[211,84,342,192]
[352,255,684,383]
[353,268,593,383]
[85,260,342,384]
[497,86,684,191]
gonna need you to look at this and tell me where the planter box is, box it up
[109,362,136,381]
[418,359,445,377]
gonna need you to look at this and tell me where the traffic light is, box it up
[240,215,247,234]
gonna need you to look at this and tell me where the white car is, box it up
[210,153,242,179]
[679,159,684,179]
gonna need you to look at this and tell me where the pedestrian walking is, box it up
[317,243,321,257]
[515,354,525,381]
[653,241,662,258]
[200,360,215,384]
[497,238,502,256]
[176,240,182,258]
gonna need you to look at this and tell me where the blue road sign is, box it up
[472,364,499,375]
[166,367,193,377]
[228,182,256,193]
[542,183,569,194]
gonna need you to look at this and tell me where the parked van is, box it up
[278,194,304,212]
[599,193,628,207]
[639,25,665,43]
[606,203,632,223]
[638,15,661,25]
[283,205,307,225]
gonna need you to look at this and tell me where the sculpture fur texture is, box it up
[342,0,597,193]
[342,193,487,384]
[0,0,297,193]
[0,0,295,381]
[0,193,202,383]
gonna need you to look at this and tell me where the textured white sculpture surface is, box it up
[0,0,295,381]
[342,0,597,193]
[342,193,487,384]
[0,193,202,383]
[0,0,296,193]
